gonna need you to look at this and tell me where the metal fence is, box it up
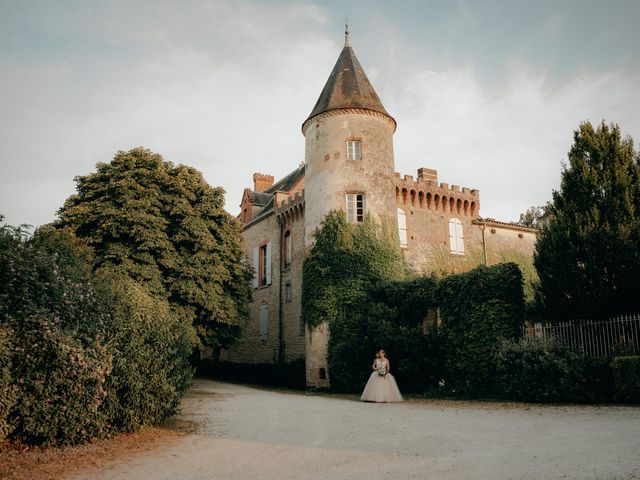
[522,314,640,357]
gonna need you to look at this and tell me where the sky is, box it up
[1,0,639,228]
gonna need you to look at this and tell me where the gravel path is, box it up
[71,378,640,480]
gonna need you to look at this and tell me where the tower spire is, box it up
[344,18,350,47]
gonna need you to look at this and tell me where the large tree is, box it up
[55,147,252,350]
[534,121,640,321]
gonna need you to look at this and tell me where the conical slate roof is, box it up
[303,35,394,128]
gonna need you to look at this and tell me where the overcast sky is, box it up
[1,0,639,228]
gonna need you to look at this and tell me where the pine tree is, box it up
[534,121,640,320]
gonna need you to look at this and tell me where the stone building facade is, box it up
[220,31,537,387]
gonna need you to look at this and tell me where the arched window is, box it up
[448,218,464,255]
[397,208,408,247]
[283,230,292,269]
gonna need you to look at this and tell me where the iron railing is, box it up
[522,314,640,357]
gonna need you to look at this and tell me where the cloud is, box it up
[391,63,640,221]
[1,1,639,229]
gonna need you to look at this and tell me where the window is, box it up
[346,193,365,223]
[285,281,292,303]
[448,218,465,255]
[283,230,292,269]
[299,315,305,336]
[258,304,268,341]
[347,140,361,160]
[252,242,272,288]
[397,208,408,247]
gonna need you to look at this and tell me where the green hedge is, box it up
[496,339,619,403]
[439,263,524,395]
[497,338,594,402]
[98,274,193,433]
[0,224,193,445]
[9,314,110,445]
[0,325,16,441]
[611,356,640,402]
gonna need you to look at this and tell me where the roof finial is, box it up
[344,18,351,47]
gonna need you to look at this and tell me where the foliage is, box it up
[0,325,16,441]
[518,205,547,228]
[9,314,111,445]
[495,338,614,403]
[55,147,253,350]
[611,356,640,402]
[438,263,524,395]
[0,219,193,445]
[302,212,408,329]
[97,273,193,433]
[535,121,640,321]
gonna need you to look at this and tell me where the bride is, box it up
[360,349,403,402]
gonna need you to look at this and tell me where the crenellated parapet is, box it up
[394,167,480,218]
[276,190,305,225]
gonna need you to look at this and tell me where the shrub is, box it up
[495,338,610,403]
[611,356,640,402]
[0,325,16,441]
[9,314,110,445]
[439,263,524,395]
[97,274,193,433]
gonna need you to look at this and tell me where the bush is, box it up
[0,326,16,441]
[98,274,193,433]
[9,314,110,445]
[495,338,614,403]
[611,356,640,402]
[439,263,524,395]
[0,223,193,445]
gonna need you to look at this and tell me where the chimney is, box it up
[253,173,274,193]
[417,167,438,183]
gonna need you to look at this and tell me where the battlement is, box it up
[276,189,305,224]
[394,167,480,218]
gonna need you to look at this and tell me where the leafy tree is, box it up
[518,205,547,228]
[55,148,253,350]
[534,121,640,321]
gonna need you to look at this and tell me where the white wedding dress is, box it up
[360,358,404,402]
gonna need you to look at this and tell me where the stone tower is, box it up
[302,27,398,245]
[302,27,398,387]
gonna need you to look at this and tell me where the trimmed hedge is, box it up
[439,263,524,395]
[497,338,584,402]
[496,339,618,403]
[611,356,640,402]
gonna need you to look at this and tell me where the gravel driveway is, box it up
[72,378,640,480]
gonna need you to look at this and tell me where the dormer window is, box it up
[347,140,362,160]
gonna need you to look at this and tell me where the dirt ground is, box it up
[53,378,639,480]
[3,379,639,480]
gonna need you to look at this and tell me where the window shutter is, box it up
[252,247,259,289]
[456,220,465,254]
[266,242,272,285]
[397,208,408,247]
[448,219,456,253]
